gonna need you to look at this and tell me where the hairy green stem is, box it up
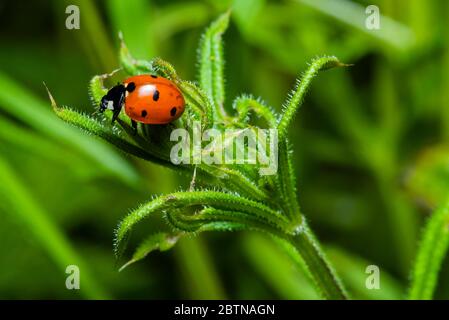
[198,11,230,120]
[287,222,348,300]
[277,56,348,142]
[408,198,449,300]
[277,140,301,223]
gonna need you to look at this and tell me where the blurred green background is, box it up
[0,0,448,299]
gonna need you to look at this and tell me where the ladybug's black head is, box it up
[100,84,126,114]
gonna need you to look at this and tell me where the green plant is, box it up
[48,12,352,299]
[408,199,449,300]
[405,148,449,300]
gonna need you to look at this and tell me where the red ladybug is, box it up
[100,75,185,131]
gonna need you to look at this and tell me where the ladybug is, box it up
[100,74,185,131]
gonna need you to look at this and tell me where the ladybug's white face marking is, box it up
[107,100,114,110]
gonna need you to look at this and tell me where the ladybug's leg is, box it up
[111,108,121,124]
[131,120,138,135]
[189,165,197,191]
[111,89,125,124]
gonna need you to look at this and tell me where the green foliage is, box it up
[408,199,449,300]
[119,232,179,272]
[0,157,107,299]
[298,0,415,51]
[198,11,230,119]
[326,246,403,300]
[51,13,349,299]
[106,0,154,59]
[175,237,227,299]
[404,145,449,292]
[232,95,277,127]
[277,56,350,142]
[243,233,321,299]
[2,0,449,300]
[47,91,172,168]
[286,225,347,299]
[115,190,291,247]
[405,145,449,207]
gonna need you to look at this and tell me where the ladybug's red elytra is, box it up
[100,74,185,131]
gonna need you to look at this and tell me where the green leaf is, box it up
[277,56,349,142]
[150,57,179,79]
[166,207,288,237]
[119,232,180,272]
[199,164,269,202]
[177,80,215,127]
[198,11,231,119]
[115,190,290,254]
[408,199,449,300]
[47,90,169,167]
[89,71,118,106]
[232,94,277,127]
[165,210,247,234]
[276,140,301,223]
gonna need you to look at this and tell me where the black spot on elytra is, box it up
[170,107,177,117]
[153,90,160,101]
[151,75,158,78]
[126,82,136,92]
[141,110,148,117]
